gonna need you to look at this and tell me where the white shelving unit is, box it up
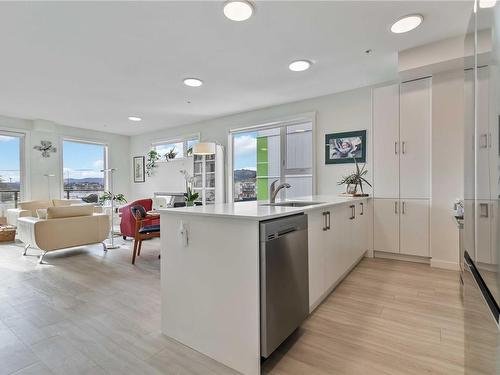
[193,145,224,205]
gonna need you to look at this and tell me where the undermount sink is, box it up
[262,201,324,207]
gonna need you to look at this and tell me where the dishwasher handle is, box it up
[277,227,299,237]
[260,214,308,242]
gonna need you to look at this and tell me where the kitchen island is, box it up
[159,195,370,375]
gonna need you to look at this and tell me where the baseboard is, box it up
[374,251,430,264]
[430,259,460,271]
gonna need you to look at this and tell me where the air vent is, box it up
[267,234,277,241]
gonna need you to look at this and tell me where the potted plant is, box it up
[99,192,127,206]
[164,147,178,161]
[337,158,371,196]
[180,169,199,206]
[146,150,160,176]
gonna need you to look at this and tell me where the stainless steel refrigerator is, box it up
[463,3,500,374]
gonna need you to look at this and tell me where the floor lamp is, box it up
[43,174,55,200]
[101,168,120,250]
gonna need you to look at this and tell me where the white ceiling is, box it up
[0,1,472,136]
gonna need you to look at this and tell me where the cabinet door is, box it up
[476,67,492,200]
[464,70,475,201]
[400,199,429,257]
[373,84,400,198]
[356,201,369,257]
[491,200,498,266]
[307,209,327,310]
[400,78,431,199]
[326,204,349,288]
[476,200,492,264]
[373,199,399,253]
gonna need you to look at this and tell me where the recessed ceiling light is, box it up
[128,116,142,122]
[183,78,203,87]
[289,60,312,72]
[391,14,423,34]
[223,1,254,21]
[480,0,497,8]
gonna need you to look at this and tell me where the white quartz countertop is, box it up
[157,195,370,221]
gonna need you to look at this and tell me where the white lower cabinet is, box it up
[400,199,429,257]
[373,198,429,256]
[307,209,328,309]
[307,200,368,311]
[475,200,498,266]
[373,199,399,253]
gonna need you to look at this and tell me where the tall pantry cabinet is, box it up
[464,66,499,267]
[373,78,431,257]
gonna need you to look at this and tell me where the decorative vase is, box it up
[186,201,194,207]
[346,184,358,195]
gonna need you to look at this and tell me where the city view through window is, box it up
[0,133,22,216]
[63,140,106,201]
[232,122,313,202]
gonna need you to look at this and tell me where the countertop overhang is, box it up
[158,195,370,220]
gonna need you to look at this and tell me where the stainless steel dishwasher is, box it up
[260,213,309,358]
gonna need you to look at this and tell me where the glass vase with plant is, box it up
[180,169,199,206]
[337,158,371,196]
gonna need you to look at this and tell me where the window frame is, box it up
[227,112,316,203]
[61,137,109,199]
[151,133,200,162]
[0,128,27,203]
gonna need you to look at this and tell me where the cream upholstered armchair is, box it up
[17,205,110,264]
[6,199,82,226]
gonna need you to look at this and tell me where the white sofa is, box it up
[17,205,110,264]
[6,199,82,226]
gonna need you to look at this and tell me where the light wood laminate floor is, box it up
[0,239,463,375]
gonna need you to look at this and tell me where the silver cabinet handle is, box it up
[480,134,488,149]
[489,133,492,148]
[349,205,355,220]
[326,211,331,230]
[402,141,406,154]
[480,203,489,218]
[395,141,398,155]
[402,201,406,215]
[394,201,398,214]
[360,202,364,215]
[322,211,328,231]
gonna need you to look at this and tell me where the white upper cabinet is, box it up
[399,78,431,199]
[476,67,494,200]
[373,84,400,198]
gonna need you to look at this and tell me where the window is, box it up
[0,131,24,215]
[231,120,313,202]
[152,135,199,161]
[63,140,107,200]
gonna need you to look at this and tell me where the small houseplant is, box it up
[338,158,371,196]
[164,147,178,161]
[99,192,127,205]
[180,169,199,206]
[146,150,160,176]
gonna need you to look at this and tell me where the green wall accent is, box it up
[256,136,268,200]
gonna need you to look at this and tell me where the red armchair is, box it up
[119,199,160,239]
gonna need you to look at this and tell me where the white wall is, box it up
[0,115,130,203]
[130,86,373,201]
[430,69,465,270]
